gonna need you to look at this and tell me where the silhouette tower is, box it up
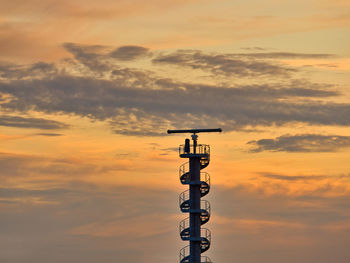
[167,128,222,263]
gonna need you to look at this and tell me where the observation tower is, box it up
[167,128,222,263]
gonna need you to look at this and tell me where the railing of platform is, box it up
[179,245,190,262]
[179,217,190,236]
[180,248,212,263]
[179,189,190,208]
[179,170,210,186]
[201,256,212,262]
[179,162,189,178]
[201,228,211,243]
[179,144,210,155]
[201,200,211,216]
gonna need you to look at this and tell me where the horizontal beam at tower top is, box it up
[167,128,222,134]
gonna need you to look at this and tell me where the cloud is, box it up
[0,149,349,263]
[0,152,131,183]
[214,183,350,225]
[0,115,68,130]
[248,134,350,152]
[261,173,329,181]
[152,50,296,77]
[110,45,150,61]
[0,74,348,135]
[63,42,110,73]
[0,47,349,136]
[0,72,347,136]
[63,43,151,74]
[0,61,57,79]
[0,187,70,201]
[234,52,335,59]
[241,47,268,51]
[0,184,180,263]
[211,184,350,263]
[0,150,180,263]
[35,133,63,136]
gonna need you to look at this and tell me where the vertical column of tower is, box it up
[189,157,201,263]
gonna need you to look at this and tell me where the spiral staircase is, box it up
[178,144,212,263]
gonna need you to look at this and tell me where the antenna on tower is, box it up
[168,128,222,263]
[167,128,222,134]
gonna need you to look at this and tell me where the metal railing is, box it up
[179,192,211,214]
[179,245,190,263]
[201,200,211,217]
[179,217,190,236]
[179,162,189,179]
[179,169,211,186]
[201,228,211,243]
[179,189,190,208]
[200,155,210,167]
[201,256,212,262]
[179,201,211,234]
[179,144,210,156]
[179,248,212,263]
[200,172,210,186]
[179,234,212,262]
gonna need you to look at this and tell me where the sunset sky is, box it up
[1,0,350,262]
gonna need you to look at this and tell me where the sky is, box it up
[0,0,350,262]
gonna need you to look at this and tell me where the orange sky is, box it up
[0,0,350,262]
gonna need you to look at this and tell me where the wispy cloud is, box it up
[0,115,68,130]
[110,45,151,61]
[35,133,63,136]
[152,50,297,77]
[261,173,329,181]
[0,75,347,135]
[0,46,348,136]
[248,134,350,152]
[0,61,57,79]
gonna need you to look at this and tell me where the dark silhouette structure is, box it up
[167,128,222,263]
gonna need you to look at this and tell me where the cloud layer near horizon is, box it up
[0,150,349,263]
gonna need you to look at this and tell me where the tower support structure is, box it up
[168,128,222,263]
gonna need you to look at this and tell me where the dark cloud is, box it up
[0,115,68,130]
[62,43,151,75]
[0,46,348,136]
[110,45,150,61]
[63,43,107,60]
[152,50,296,77]
[248,134,350,153]
[63,42,110,73]
[35,133,63,136]
[0,61,57,79]
[0,72,348,136]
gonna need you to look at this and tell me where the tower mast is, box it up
[167,128,222,263]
